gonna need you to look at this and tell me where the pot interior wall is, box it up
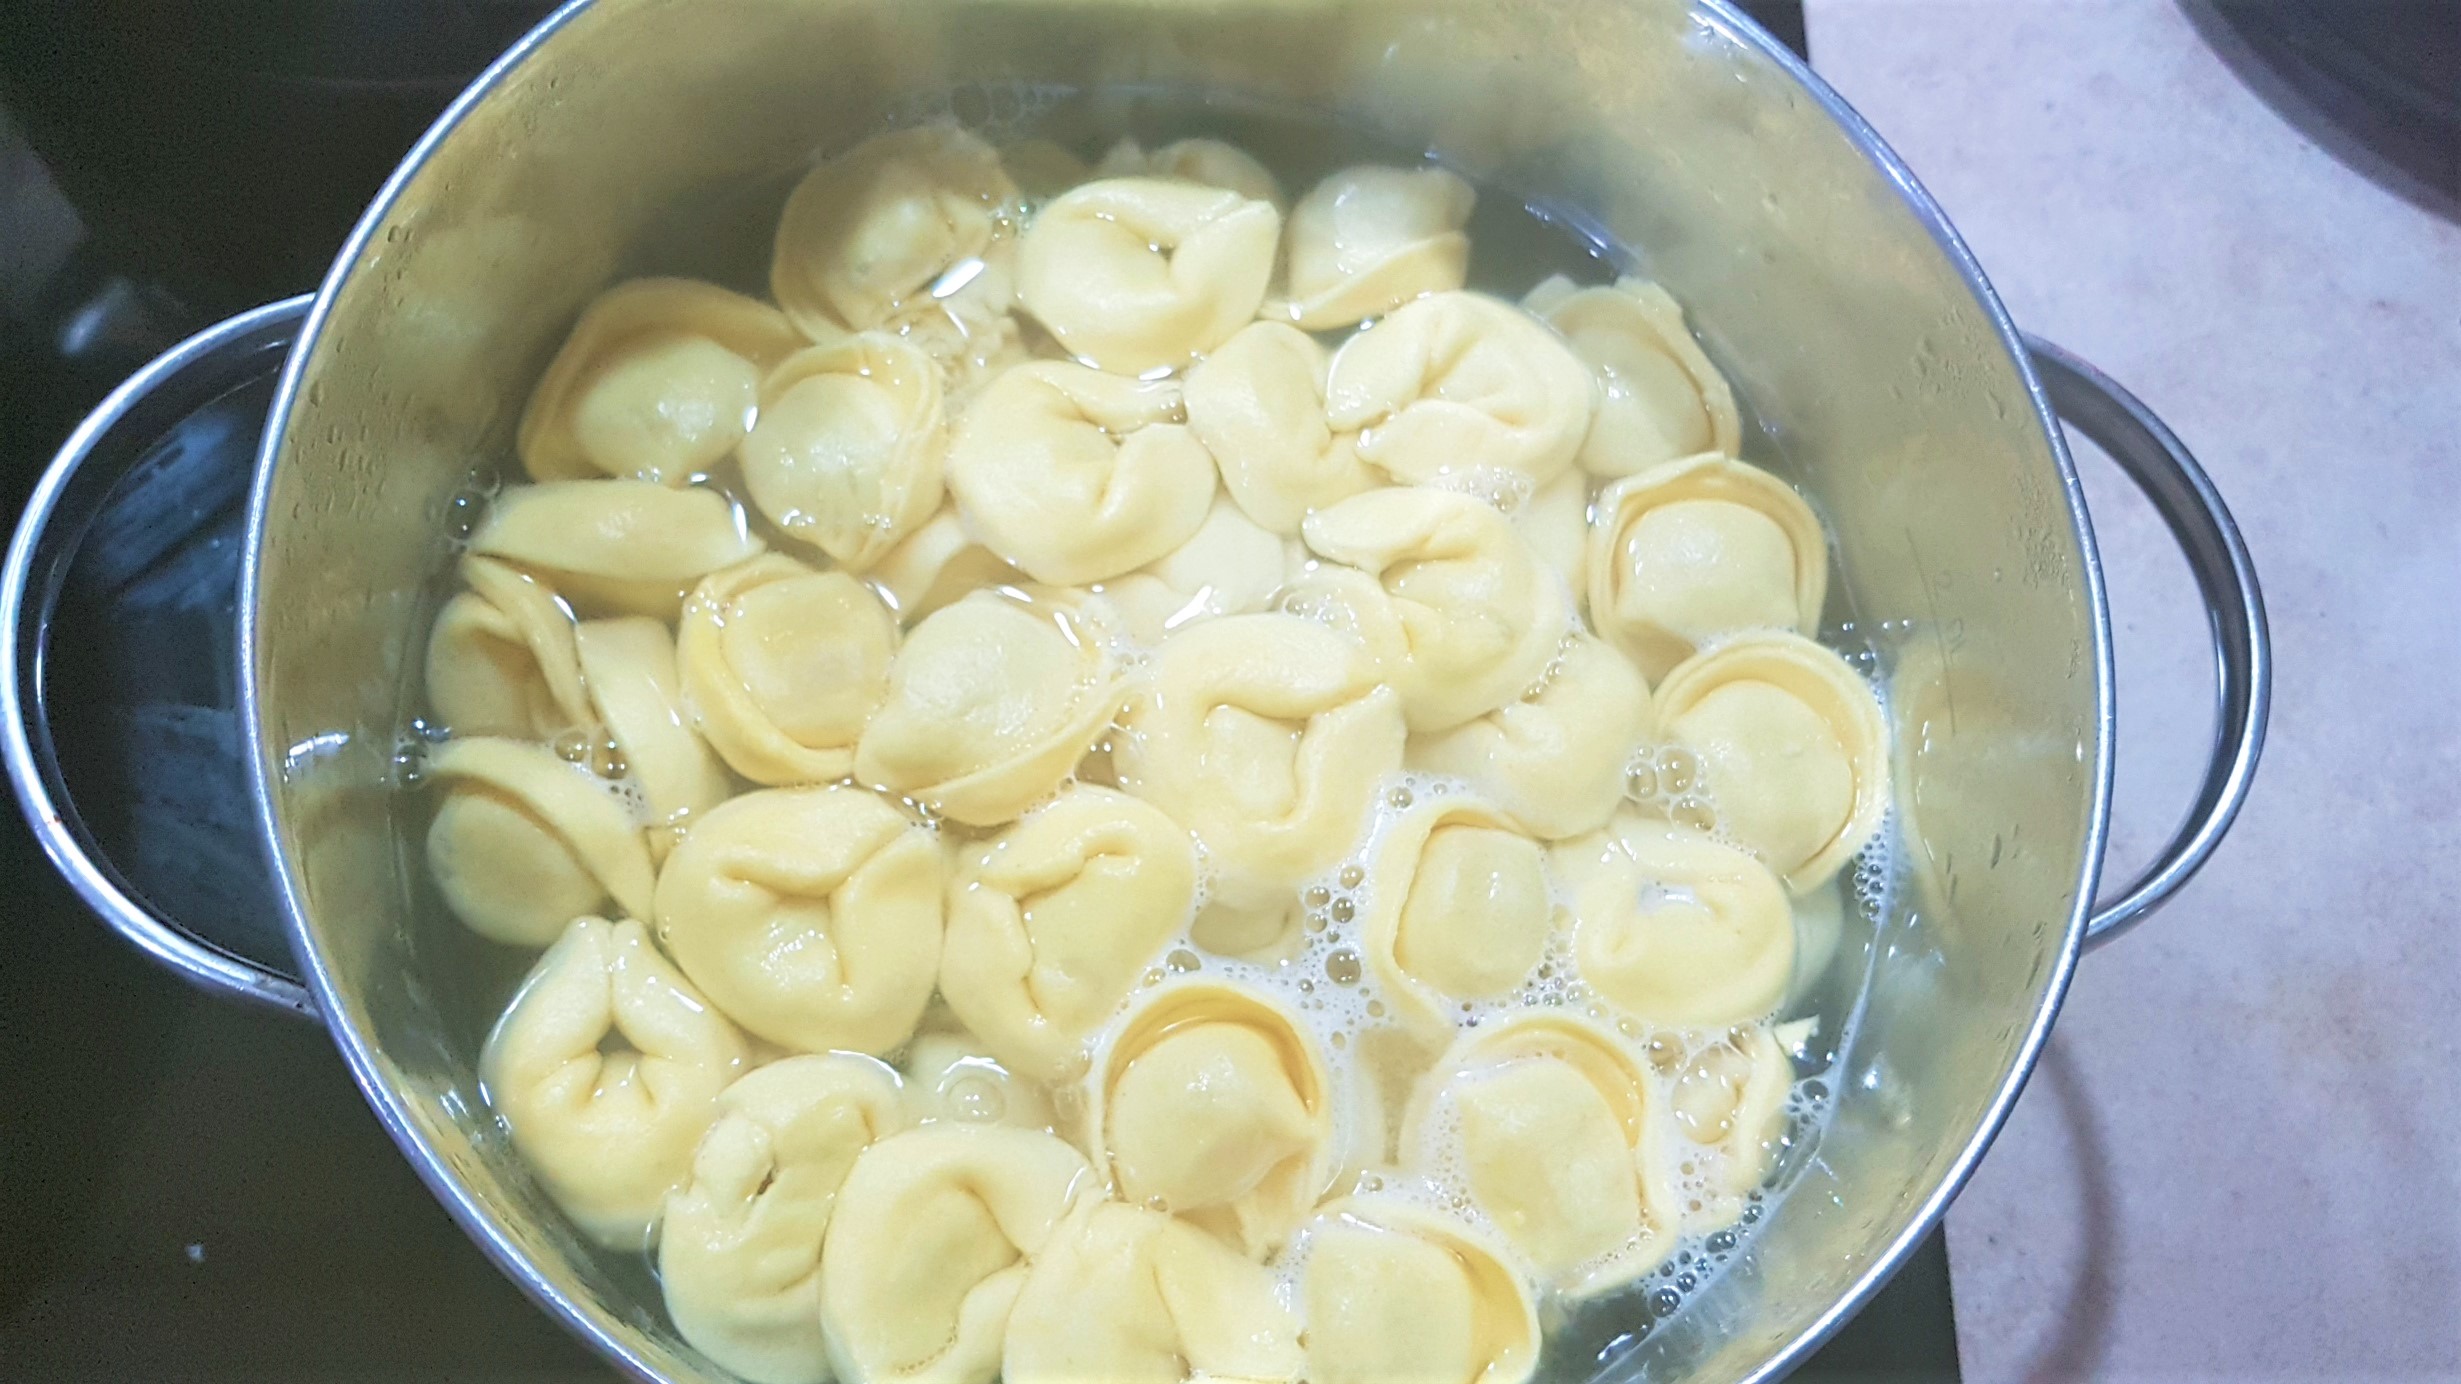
[252,0,2102,1378]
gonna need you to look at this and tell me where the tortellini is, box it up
[1556,810,1795,1030]
[944,362,1216,585]
[1101,495,1290,645]
[854,589,1126,827]
[940,786,1197,1082]
[480,915,748,1248]
[900,1026,1057,1131]
[1089,980,1334,1257]
[1524,274,1740,477]
[1112,612,1405,930]
[1407,633,1652,840]
[1586,454,1827,680]
[425,736,655,947]
[1004,1202,1301,1384]
[1361,795,1553,1032]
[470,478,762,618]
[1276,164,1475,330]
[1183,321,1379,535]
[739,334,946,571]
[1301,487,1571,732]
[518,278,800,486]
[1016,177,1280,374]
[423,554,593,741]
[1657,1025,1792,1234]
[1324,291,1594,487]
[678,556,897,786]
[1094,136,1285,208]
[1654,632,1890,892]
[865,506,1022,626]
[573,616,730,852]
[1299,1196,1539,1384]
[1403,1013,1679,1294]
[1514,470,1591,594]
[655,786,942,1056]
[771,125,1019,341]
[818,1124,1095,1384]
[660,1055,908,1384]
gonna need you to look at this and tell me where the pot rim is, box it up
[235,2,2115,1379]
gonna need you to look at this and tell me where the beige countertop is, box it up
[1802,1,2461,1379]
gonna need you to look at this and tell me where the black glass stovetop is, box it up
[0,2,1958,1379]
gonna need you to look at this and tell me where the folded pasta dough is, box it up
[1101,494,1290,645]
[1524,274,1739,478]
[1556,810,1794,1030]
[1360,795,1553,1033]
[1299,1195,1539,1384]
[518,278,799,486]
[660,1054,908,1384]
[1183,321,1380,535]
[655,786,942,1056]
[425,736,654,947]
[1087,979,1335,1257]
[940,785,1197,1082]
[1275,164,1474,330]
[1587,454,1827,680]
[470,478,761,619]
[480,915,747,1248]
[1402,1013,1680,1295]
[739,333,947,572]
[1324,291,1593,487]
[678,555,897,786]
[864,505,1021,626]
[1004,1201,1302,1384]
[1407,633,1651,840]
[771,125,1019,340]
[1300,487,1571,732]
[818,1124,1095,1384]
[1658,1025,1792,1234]
[854,588,1125,827]
[423,554,593,741]
[1513,469,1590,595]
[1017,177,1279,374]
[944,361,1216,585]
[1654,632,1889,892]
[572,616,729,855]
[1094,136,1285,208]
[898,1025,1056,1132]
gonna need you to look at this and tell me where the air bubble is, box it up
[1338,865,1365,890]
[1324,950,1362,986]
[1166,948,1202,973]
[1330,898,1355,925]
[1305,885,1331,908]
[1386,786,1413,810]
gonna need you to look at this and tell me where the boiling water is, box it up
[392,83,1906,1382]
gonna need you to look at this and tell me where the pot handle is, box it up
[1,299,319,1018]
[2025,335,2271,950]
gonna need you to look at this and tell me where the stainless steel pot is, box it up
[2,1,2270,1380]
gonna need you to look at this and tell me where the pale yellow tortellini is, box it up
[1275,164,1475,330]
[739,334,946,572]
[1656,1025,1792,1234]
[659,1055,909,1384]
[1016,177,1280,374]
[1513,470,1591,594]
[1524,274,1740,478]
[1300,1196,1540,1384]
[771,125,1019,340]
[470,479,762,618]
[517,278,800,486]
[1101,495,1291,645]
[480,915,748,1249]
[818,1123,1096,1384]
[944,362,1216,585]
[678,556,897,786]
[865,506,1021,626]
[1112,612,1405,932]
[1004,1201,1302,1384]
[1654,632,1889,892]
[1407,633,1652,841]
[1094,136,1286,208]
[423,554,593,741]
[1360,795,1553,1033]
[1555,810,1795,1030]
[1301,487,1572,732]
[573,617,730,855]
[855,588,1126,827]
[899,1025,1057,1132]
[1088,980,1336,1257]
[1323,291,1594,487]
[940,786,1197,1082]
[1403,1013,1679,1294]
[1586,454,1828,680]
[424,737,655,947]
[1183,321,1380,535]
[654,786,942,1057]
